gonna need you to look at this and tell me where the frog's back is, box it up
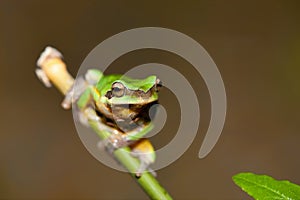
[96,74,122,94]
[96,73,157,94]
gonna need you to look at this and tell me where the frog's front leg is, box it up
[61,76,87,109]
[105,122,154,148]
[61,69,102,109]
[70,69,103,125]
[78,97,123,153]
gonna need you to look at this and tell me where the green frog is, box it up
[72,69,162,176]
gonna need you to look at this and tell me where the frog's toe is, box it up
[84,107,100,121]
[78,111,89,127]
[97,140,104,150]
[148,168,157,177]
[97,140,115,154]
[85,69,103,85]
[108,134,128,149]
[98,134,128,154]
[134,162,156,178]
[76,107,99,127]
[61,76,86,109]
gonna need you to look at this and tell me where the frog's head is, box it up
[105,75,162,105]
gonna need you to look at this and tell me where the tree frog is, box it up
[71,69,162,176]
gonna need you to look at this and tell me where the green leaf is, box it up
[232,172,300,200]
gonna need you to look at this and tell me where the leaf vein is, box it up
[237,176,292,200]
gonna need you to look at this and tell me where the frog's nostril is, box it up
[155,78,162,92]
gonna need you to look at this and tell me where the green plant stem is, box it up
[89,121,172,200]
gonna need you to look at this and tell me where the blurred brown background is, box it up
[1,1,300,199]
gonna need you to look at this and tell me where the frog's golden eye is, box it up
[112,82,125,97]
[155,78,162,92]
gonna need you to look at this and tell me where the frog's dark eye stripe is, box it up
[105,91,113,99]
[111,82,125,97]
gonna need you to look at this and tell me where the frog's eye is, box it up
[155,78,162,92]
[112,82,125,97]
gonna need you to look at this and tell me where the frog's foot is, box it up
[75,106,100,127]
[98,133,129,154]
[107,133,128,148]
[77,110,90,127]
[85,69,103,85]
[131,150,156,177]
[61,76,87,109]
